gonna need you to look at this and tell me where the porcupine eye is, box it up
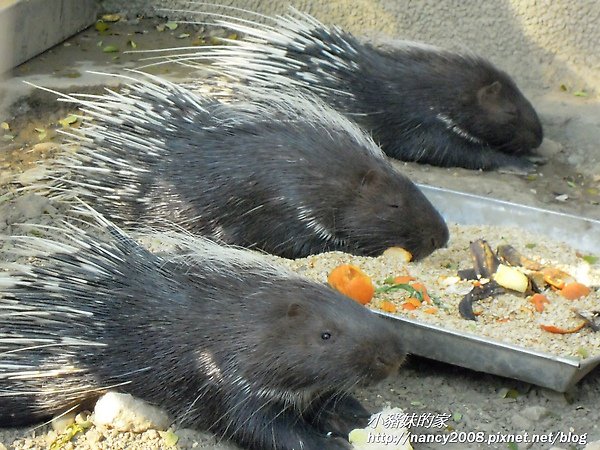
[388,204,400,209]
[321,332,332,340]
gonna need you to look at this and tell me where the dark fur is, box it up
[0,221,406,450]
[50,76,448,260]
[326,43,544,170]
[172,10,544,171]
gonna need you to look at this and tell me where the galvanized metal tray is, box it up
[374,185,600,392]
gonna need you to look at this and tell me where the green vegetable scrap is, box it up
[58,115,78,128]
[49,423,90,450]
[577,347,590,359]
[34,128,47,141]
[375,278,424,301]
[498,388,520,399]
[581,255,598,265]
[160,430,180,447]
[95,20,110,32]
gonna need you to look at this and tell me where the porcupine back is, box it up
[0,207,406,450]
[35,72,448,260]
[145,6,543,172]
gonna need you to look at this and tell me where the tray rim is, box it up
[417,183,600,227]
[382,183,600,390]
[374,309,600,368]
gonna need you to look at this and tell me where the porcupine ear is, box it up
[477,81,503,107]
[359,169,379,188]
[287,303,307,318]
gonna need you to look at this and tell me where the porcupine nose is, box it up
[431,229,449,250]
[373,335,406,377]
[426,217,449,255]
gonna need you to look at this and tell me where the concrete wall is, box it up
[0,0,97,73]
[98,0,600,95]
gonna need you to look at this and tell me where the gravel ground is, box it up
[1,16,600,450]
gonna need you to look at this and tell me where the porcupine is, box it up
[35,72,448,260]
[0,206,407,450]
[145,6,544,172]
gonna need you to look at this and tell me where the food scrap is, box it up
[529,293,550,313]
[560,282,591,300]
[328,264,375,304]
[283,224,600,359]
[456,239,595,328]
[540,322,586,334]
[493,264,529,293]
[382,247,413,262]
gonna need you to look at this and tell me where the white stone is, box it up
[17,165,48,185]
[93,392,171,433]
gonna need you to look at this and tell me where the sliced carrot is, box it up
[411,282,431,303]
[496,317,511,323]
[540,322,586,334]
[404,297,422,308]
[423,307,438,314]
[541,267,575,290]
[327,264,375,305]
[379,300,398,313]
[529,293,550,313]
[401,302,418,311]
[560,282,591,300]
[393,275,416,284]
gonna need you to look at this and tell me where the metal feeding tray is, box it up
[374,185,600,392]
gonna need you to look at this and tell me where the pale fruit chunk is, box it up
[382,247,413,262]
[493,264,529,293]
[349,407,412,450]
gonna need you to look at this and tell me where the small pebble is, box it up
[84,428,104,443]
[51,411,76,432]
[555,193,569,202]
[536,138,563,157]
[511,413,532,429]
[17,165,48,185]
[520,405,549,421]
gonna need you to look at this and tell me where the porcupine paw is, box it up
[309,395,371,437]
[493,152,540,175]
[266,424,353,450]
[497,159,537,175]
